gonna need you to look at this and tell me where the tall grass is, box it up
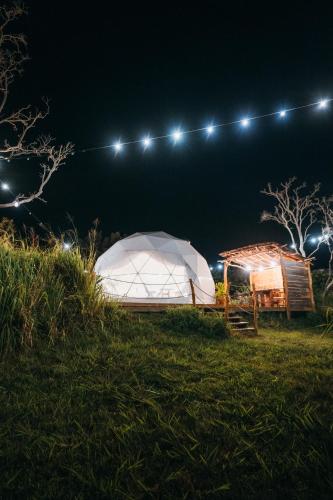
[0,219,106,354]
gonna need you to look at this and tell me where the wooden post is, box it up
[280,257,291,320]
[252,283,258,334]
[224,261,229,321]
[306,261,316,312]
[189,279,196,306]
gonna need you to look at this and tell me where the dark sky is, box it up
[2,1,333,264]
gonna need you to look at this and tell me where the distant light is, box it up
[1,182,9,190]
[310,237,317,244]
[209,266,214,271]
[206,125,215,135]
[142,136,152,149]
[290,243,296,249]
[245,265,252,272]
[63,242,71,250]
[14,201,19,208]
[318,99,328,109]
[217,263,223,270]
[279,110,287,118]
[172,129,183,143]
[113,142,123,152]
[241,118,250,127]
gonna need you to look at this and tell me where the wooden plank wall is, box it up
[281,258,314,311]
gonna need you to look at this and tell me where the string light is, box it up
[113,141,123,153]
[63,242,71,250]
[318,99,328,109]
[290,243,296,249]
[245,265,252,271]
[217,263,223,270]
[142,136,152,149]
[75,97,333,156]
[1,182,9,190]
[172,129,183,143]
[14,201,19,207]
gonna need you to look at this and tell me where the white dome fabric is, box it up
[94,231,216,304]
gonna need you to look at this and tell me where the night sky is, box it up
[3,1,333,264]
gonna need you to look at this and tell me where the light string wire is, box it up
[79,98,332,153]
[0,96,331,237]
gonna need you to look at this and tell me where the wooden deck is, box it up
[119,302,289,313]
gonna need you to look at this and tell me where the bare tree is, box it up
[317,197,333,295]
[261,177,321,257]
[0,4,74,209]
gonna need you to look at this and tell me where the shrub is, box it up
[0,224,109,355]
[161,306,229,338]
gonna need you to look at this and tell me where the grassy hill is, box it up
[1,323,332,499]
[0,222,332,498]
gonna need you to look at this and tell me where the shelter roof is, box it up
[219,242,306,269]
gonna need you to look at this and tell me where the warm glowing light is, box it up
[113,142,123,152]
[241,118,249,127]
[1,182,9,190]
[172,129,183,143]
[279,110,286,118]
[318,99,328,109]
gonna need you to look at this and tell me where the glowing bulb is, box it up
[113,142,123,152]
[270,260,277,267]
[318,99,328,109]
[241,118,249,127]
[63,242,71,250]
[14,201,19,208]
[172,129,183,143]
[279,110,286,118]
[209,266,214,271]
[217,263,223,270]
[290,243,296,249]
[142,137,152,149]
[245,265,252,272]
[258,266,264,272]
[1,182,9,190]
[310,237,317,244]
[206,125,214,135]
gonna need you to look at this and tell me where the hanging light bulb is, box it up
[142,136,152,149]
[206,125,215,135]
[318,99,328,109]
[113,141,123,153]
[241,118,250,127]
[279,110,287,118]
[171,129,183,143]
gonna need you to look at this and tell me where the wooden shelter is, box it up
[220,243,315,318]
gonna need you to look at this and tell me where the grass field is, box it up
[0,320,332,499]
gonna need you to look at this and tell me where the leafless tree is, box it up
[261,177,321,257]
[317,197,333,295]
[0,3,74,209]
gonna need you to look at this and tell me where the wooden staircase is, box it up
[227,311,257,336]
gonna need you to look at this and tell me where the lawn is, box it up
[0,322,332,499]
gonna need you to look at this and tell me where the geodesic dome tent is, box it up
[94,231,216,304]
